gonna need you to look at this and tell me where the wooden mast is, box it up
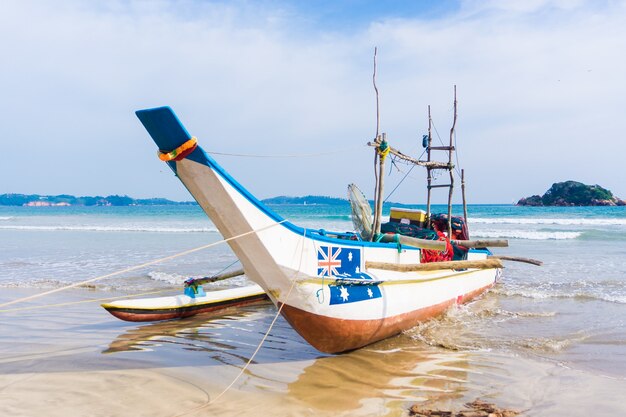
[373,133,387,237]
[371,47,385,239]
[461,168,469,236]
[426,105,433,229]
[446,86,457,238]
[367,52,461,241]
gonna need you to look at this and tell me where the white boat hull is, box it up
[136,107,500,353]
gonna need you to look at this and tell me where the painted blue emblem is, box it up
[317,246,382,305]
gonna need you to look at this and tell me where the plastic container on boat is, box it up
[390,208,427,227]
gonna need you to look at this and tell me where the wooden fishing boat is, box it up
[101,283,267,322]
[135,104,506,354]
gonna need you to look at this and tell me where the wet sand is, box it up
[1,287,625,417]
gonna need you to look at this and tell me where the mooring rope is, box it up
[0,289,172,313]
[173,229,307,417]
[0,221,286,310]
[0,260,244,314]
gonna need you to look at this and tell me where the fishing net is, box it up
[348,183,373,241]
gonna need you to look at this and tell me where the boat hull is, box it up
[135,106,502,353]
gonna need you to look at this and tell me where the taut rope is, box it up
[172,229,307,416]
[0,221,286,310]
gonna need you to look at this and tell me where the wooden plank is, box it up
[429,146,455,151]
[373,134,386,237]
[378,234,447,251]
[452,239,509,248]
[365,258,503,272]
[193,268,245,285]
[367,141,451,169]
[489,255,543,266]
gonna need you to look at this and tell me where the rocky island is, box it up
[517,181,625,206]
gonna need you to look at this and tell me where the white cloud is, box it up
[0,0,624,202]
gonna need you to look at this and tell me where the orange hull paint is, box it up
[280,283,494,353]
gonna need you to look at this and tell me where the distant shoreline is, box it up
[0,193,196,207]
[0,193,511,207]
[0,193,357,207]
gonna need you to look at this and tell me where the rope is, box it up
[0,289,172,313]
[377,140,390,160]
[384,163,415,203]
[0,260,243,314]
[205,145,366,159]
[431,119,446,147]
[0,221,286,310]
[173,229,307,417]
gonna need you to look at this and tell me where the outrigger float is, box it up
[134,90,532,353]
[101,269,268,322]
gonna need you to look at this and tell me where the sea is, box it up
[1,203,625,416]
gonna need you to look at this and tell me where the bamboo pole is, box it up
[461,169,469,236]
[373,47,379,139]
[373,133,387,236]
[367,142,450,169]
[370,47,381,240]
[426,105,433,229]
[366,258,503,272]
[488,255,543,266]
[447,86,457,238]
[377,233,447,251]
[452,239,509,248]
[191,268,245,286]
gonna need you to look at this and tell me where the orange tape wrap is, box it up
[158,137,198,162]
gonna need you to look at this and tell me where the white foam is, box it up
[496,286,626,304]
[470,217,626,226]
[0,225,218,233]
[471,229,581,240]
[0,216,13,221]
[147,271,187,285]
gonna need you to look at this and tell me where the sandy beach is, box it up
[2,285,625,417]
[2,204,625,416]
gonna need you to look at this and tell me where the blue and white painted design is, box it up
[317,245,382,305]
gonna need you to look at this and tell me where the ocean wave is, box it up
[470,217,626,226]
[495,280,626,304]
[471,230,581,240]
[146,270,252,288]
[147,271,188,285]
[0,216,13,221]
[517,334,591,353]
[405,305,587,353]
[0,225,218,233]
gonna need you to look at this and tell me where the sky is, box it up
[1,0,625,204]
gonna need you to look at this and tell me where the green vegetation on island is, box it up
[262,195,350,206]
[517,181,625,206]
[0,193,196,207]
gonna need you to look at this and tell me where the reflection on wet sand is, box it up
[287,335,471,414]
[104,304,477,416]
[103,303,277,365]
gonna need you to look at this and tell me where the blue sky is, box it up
[1,0,625,203]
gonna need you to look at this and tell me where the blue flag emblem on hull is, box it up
[317,246,382,305]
